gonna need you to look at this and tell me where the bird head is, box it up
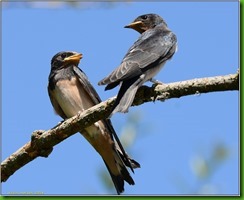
[51,51,83,71]
[124,13,167,34]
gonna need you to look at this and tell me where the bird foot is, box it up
[150,78,164,86]
[150,79,164,90]
[51,120,65,129]
[149,79,166,102]
[153,95,166,102]
[58,120,65,124]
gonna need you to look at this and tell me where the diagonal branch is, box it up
[1,71,239,182]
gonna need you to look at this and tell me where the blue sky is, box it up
[2,1,239,195]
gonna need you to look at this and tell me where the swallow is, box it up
[48,51,140,194]
[98,13,177,115]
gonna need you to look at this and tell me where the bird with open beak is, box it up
[48,51,140,194]
[98,13,177,115]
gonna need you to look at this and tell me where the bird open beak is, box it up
[124,21,143,29]
[64,53,83,64]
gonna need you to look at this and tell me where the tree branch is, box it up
[1,72,239,182]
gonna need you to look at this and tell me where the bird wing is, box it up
[73,67,136,171]
[48,86,68,119]
[73,66,102,104]
[99,28,177,85]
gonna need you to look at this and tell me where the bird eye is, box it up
[61,53,66,59]
[141,15,148,20]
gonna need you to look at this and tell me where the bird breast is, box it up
[54,77,94,118]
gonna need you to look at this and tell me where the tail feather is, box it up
[105,81,120,91]
[118,150,141,170]
[103,159,135,195]
[104,119,140,172]
[114,140,141,171]
[112,85,138,114]
[125,157,141,169]
[111,75,144,115]
[101,140,137,194]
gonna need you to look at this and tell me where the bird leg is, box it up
[149,78,166,102]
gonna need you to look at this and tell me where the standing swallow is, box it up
[48,51,140,194]
[98,14,177,115]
